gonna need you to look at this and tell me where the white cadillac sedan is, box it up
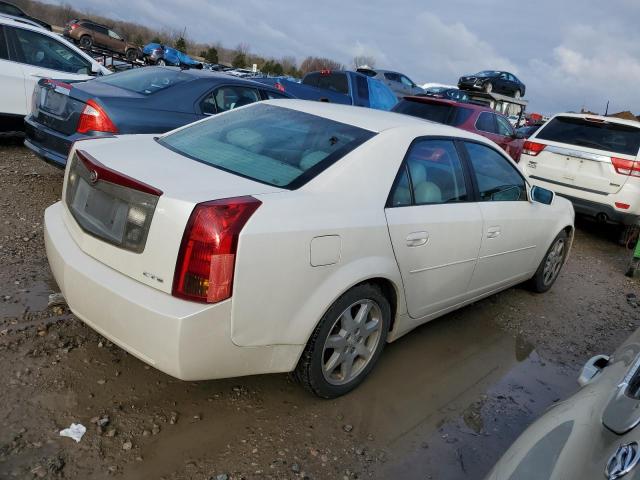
[44,100,574,398]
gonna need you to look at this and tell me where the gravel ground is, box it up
[0,139,638,479]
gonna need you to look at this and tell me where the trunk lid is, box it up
[62,135,284,294]
[527,116,640,195]
[31,78,145,135]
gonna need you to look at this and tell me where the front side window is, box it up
[108,30,122,40]
[0,26,8,60]
[10,27,91,74]
[399,75,414,87]
[464,142,526,201]
[476,112,497,134]
[496,115,515,137]
[159,104,375,189]
[389,139,468,206]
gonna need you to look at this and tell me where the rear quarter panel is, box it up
[230,129,414,347]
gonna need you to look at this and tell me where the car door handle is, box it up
[406,231,429,247]
[487,226,501,238]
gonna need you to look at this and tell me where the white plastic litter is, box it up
[59,423,86,443]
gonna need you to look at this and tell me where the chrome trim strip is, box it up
[479,245,536,260]
[544,144,612,162]
[529,175,609,196]
[409,257,476,274]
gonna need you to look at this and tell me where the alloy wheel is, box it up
[321,300,383,386]
[543,238,565,286]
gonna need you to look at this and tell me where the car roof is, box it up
[154,67,283,88]
[402,95,497,114]
[551,112,640,128]
[263,99,487,138]
[0,14,47,30]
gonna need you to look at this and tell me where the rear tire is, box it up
[79,35,92,49]
[529,231,568,293]
[125,49,138,62]
[294,284,391,398]
[157,58,166,66]
[514,89,522,99]
[484,82,493,93]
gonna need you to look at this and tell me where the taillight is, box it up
[611,157,640,178]
[275,82,285,92]
[172,197,261,303]
[615,202,631,210]
[522,141,546,156]
[77,99,118,134]
[70,23,79,29]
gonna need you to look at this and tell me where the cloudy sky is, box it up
[52,0,639,115]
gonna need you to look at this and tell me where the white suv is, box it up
[0,16,109,130]
[520,113,640,229]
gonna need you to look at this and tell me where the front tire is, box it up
[125,49,138,62]
[514,89,522,99]
[294,284,391,398]
[484,82,493,93]
[529,231,568,293]
[157,58,166,66]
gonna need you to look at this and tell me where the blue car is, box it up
[24,67,292,167]
[142,43,200,67]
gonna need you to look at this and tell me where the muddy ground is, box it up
[0,138,638,480]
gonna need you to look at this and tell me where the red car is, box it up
[392,96,525,162]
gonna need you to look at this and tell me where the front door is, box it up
[385,138,483,318]
[5,26,92,114]
[461,141,545,295]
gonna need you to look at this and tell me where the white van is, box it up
[520,113,640,229]
[0,16,109,130]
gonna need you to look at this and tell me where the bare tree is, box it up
[299,56,344,75]
[353,55,376,69]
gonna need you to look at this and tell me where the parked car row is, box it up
[64,18,141,62]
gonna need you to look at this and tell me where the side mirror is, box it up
[90,63,100,75]
[578,355,609,386]
[531,185,554,205]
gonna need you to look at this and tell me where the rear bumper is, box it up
[44,201,301,380]
[558,194,639,225]
[24,116,75,168]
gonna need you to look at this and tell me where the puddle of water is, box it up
[0,279,57,319]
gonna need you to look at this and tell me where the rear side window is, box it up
[464,142,527,201]
[159,104,375,189]
[0,3,22,15]
[392,100,471,127]
[476,112,497,134]
[389,139,468,206]
[0,26,8,60]
[536,116,640,156]
[95,68,189,95]
[201,86,260,114]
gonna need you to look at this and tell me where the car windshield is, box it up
[158,104,376,189]
[426,87,448,94]
[392,100,473,127]
[476,71,500,77]
[536,116,640,156]
[95,67,189,95]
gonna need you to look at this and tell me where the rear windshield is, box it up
[95,67,189,95]
[536,116,640,156]
[302,72,349,94]
[392,100,472,127]
[158,104,375,189]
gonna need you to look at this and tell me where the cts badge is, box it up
[606,442,640,480]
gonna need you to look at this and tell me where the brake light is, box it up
[522,141,546,156]
[615,202,631,210]
[320,69,332,75]
[70,23,79,29]
[611,157,640,178]
[172,197,261,303]
[275,82,285,92]
[77,99,118,134]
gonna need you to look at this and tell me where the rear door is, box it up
[526,115,640,195]
[90,24,110,49]
[495,114,523,161]
[106,29,125,53]
[462,141,546,295]
[5,25,92,114]
[385,138,482,318]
